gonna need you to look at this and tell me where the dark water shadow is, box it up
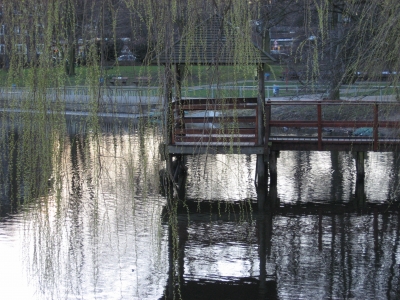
[161,183,278,300]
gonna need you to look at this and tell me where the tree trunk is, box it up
[262,27,270,54]
[328,0,343,100]
[66,46,75,76]
[328,82,340,100]
[65,0,75,76]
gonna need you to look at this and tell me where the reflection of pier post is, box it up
[318,208,322,251]
[257,184,277,300]
[162,186,279,300]
[166,219,176,299]
[258,210,267,299]
[373,208,379,253]
[178,216,188,286]
[165,208,188,299]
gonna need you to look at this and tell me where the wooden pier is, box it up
[153,14,400,206]
[161,98,400,205]
[168,99,400,154]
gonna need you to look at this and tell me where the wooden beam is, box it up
[168,145,265,155]
[175,128,256,135]
[177,104,257,110]
[180,116,256,123]
[174,98,258,105]
[175,136,256,143]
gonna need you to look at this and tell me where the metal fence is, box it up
[181,83,399,100]
[0,83,397,102]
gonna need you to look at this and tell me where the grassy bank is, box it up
[0,63,287,87]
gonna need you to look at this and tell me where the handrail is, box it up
[172,97,258,145]
[0,86,161,101]
[265,100,400,151]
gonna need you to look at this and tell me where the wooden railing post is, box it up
[171,101,176,145]
[373,103,378,151]
[173,65,184,145]
[164,63,174,145]
[255,100,259,145]
[257,64,266,146]
[257,64,267,209]
[317,101,322,150]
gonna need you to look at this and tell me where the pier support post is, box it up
[355,179,366,208]
[268,183,279,209]
[257,155,268,210]
[256,63,267,211]
[269,151,279,185]
[355,151,365,182]
[174,155,187,200]
[160,155,187,200]
[167,154,175,198]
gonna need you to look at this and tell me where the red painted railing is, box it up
[172,98,259,145]
[265,100,400,151]
[171,99,400,151]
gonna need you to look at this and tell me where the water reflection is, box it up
[162,195,277,300]
[1,124,400,299]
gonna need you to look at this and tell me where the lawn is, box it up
[0,63,287,88]
[2,63,397,102]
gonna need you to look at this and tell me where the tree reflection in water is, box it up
[1,126,400,299]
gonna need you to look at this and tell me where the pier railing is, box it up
[0,86,162,114]
[0,86,160,98]
[266,100,400,152]
[172,98,259,146]
[169,99,400,152]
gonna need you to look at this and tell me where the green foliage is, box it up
[1,1,400,297]
[0,0,398,216]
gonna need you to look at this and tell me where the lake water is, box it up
[1,124,400,299]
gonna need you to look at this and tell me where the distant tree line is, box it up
[0,0,398,98]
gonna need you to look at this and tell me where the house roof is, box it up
[153,15,275,65]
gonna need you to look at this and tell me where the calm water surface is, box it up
[1,125,400,299]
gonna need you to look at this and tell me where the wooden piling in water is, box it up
[269,151,278,185]
[355,151,365,182]
[257,64,268,210]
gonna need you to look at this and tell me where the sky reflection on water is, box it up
[1,128,400,299]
